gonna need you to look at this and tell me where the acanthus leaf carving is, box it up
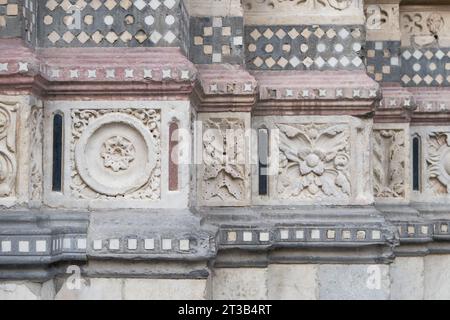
[373,129,406,199]
[427,132,450,195]
[201,118,246,202]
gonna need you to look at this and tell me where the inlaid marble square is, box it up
[189,16,244,64]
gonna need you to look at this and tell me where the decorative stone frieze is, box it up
[243,0,365,25]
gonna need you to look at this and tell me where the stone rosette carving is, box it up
[101,136,136,172]
[0,101,17,198]
[277,123,351,199]
[71,109,161,200]
[373,130,406,198]
[427,132,450,195]
[201,118,247,204]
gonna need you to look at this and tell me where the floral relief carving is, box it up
[101,136,136,172]
[427,132,450,195]
[202,118,246,202]
[373,130,406,198]
[277,123,351,199]
[0,101,17,197]
[71,108,161,200]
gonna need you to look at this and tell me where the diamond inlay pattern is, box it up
[245,25,365,70]
[39,0,182,47]
[401,48,450,87]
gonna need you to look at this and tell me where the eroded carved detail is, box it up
[101,136,136,172]
[30,107,43,201]
[277,123,351,199]
[400,9,450,47]
[373,130,406,198]
[202,118,246,202]
[71,108,161,200]
[244,0,352,10]
[0,102,17,198]
[427,132,450,194]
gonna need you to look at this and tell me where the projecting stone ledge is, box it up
[2,205,450,279]
[192,64,257,113]
[0,39,197,98]
[252,70,381,116]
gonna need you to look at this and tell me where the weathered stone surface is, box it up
[123,279,209,300]
[267,265,318,300]
[318,264,390,300]
[0,280,54,300]
[424,254,450,300]
[2,0,450,302]
[390,257,424,300]
[212,268,267,300]
[55,278,123,300]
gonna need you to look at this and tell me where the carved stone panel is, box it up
[0,101,17,198]
[252,116,373,206]
[373,127,408,201]
[198,114,250,206]
[364,2,400,41]
[400,6,450,48]
[411,126,450,203]
[277,123,351,200]
[243,0,364,25]
[71,108,161,200]
[427,132,450,195]
[29,106,43,203]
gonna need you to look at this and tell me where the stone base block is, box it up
[267,265,318,300]
[0,280,54,300]
[212,268,267,300]
[318,264,390,300]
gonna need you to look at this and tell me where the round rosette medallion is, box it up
[75,113,157,196]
